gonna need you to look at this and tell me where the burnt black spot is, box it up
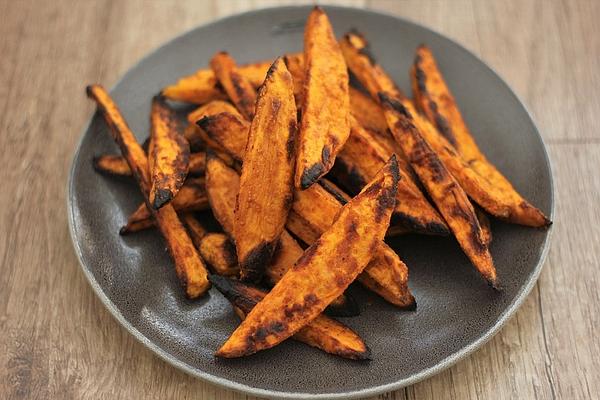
[196,115,214,130]
[378,93,411,119]
[152,188,173,210]
[374,187,397,223]
[432,106,457,147]
[300,163,324,189]
[254,327,268,341]
[269,321,285,333]
[221,238,238,266]
[265,57,282,80]
[141,136,151,152]
[208,274,260,314]
[321,146,331,166]
[392,212,450,236]
[240,241,277,283]
[414,65,427,94]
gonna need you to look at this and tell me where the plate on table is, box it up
[68,5,554,399]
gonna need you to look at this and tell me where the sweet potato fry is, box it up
[216,156,399,358]
[93,152,206,178]
[86,84,210,298]
[289,179,415,308]
[202,119,415,307]
[210,52,257,120]
[148,96,190,209]
[93,154,133,177]
[209,275,369,360]
[234,58,297,282]
[380,93,497,287]
[181,213,239,276]
[411,46,550,227]
[349,87,388,133]
[185,100,240,153]
[340,30,405,101]
[119,177,208,235]
[295,6,351,189]
[196,112,249,163]
[333,117,449,235]
[476,207,492,246]
[283,53,305,104]
[205,154,354,315]
[162,57,300,104]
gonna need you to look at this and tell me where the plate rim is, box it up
[67,5,556,399]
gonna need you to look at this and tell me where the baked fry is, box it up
[290,179,415,308]
[93,152,206,178]
[203,120,415,307]
[119,177,208,235]
[380,93,498,287]
[349,87,388,133]
[181,213,239,276]
[86,84,210,298]
[196,112,249,163]
[234,58,297,281]
[185,100,241,153]
[411,46,550,227]
[333,117,449,235]
[216,156,399,358]
[283,53,305,104]
[93,154,133,177]
[205,154,353,314]
[148,96,190,209]
[210,52,257,120]
[162,56,300,105]
[476,207,492,246]
[209,275,369,360]
[295,6,351,189]
[340,30,404,100]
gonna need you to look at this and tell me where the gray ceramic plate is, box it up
[68,5,554,399]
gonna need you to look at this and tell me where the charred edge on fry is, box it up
[208,274,259,314]
[391,212,450,236]
[240,241,277,283]
[300,163,325,189]
[413,53,458,147]
[153,188,173,210]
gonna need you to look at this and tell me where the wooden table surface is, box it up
[1,0,598,399]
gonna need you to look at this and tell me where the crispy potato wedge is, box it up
[333,117,449,235]
[202,119,415,307]
[86,84,210,298]
[93,152,206,178]
[209,275,369,360]
[295,7,351,189]
[216,156,399,358]
[210,52,257,120]
[380,93,498,287]
[162,56,301,105]
[340,30,405,101]
[205,154,354,315]
[196,112,249,163]
[349,87,388,133]
[411,46,550,227]
[181,213,239,276]
[148,96,190,209]
[120,177,208,235]
[234,58,298,282]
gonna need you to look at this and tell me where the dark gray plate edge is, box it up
[66,5,556,399]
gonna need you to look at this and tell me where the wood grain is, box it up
[0,0,598,399]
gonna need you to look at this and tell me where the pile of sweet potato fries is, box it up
[87,6,550,360]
